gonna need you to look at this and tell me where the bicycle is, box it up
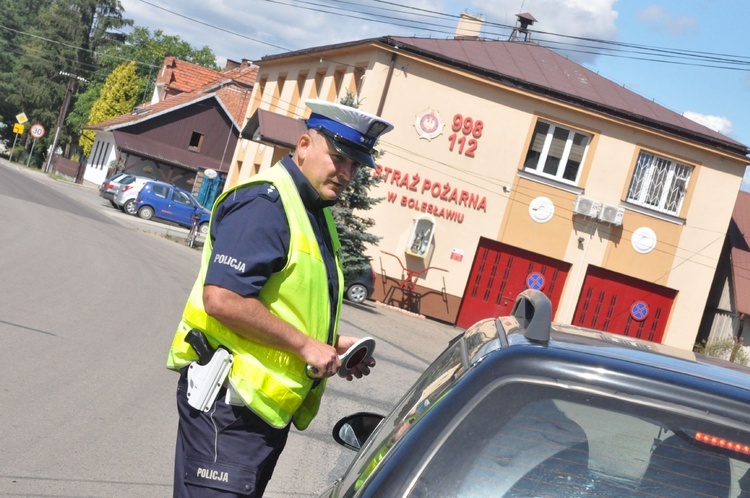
[186,212,201,248]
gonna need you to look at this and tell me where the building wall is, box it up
[126,102,238,166]
[226,41,747,351]
[83,131,118,185]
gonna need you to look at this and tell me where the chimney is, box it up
[224,59,241,71]
[455,11,484,39]
[508,12,537,42]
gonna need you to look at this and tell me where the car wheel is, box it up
[138,205,155,220]
[346,284,368,304]
[198,222,209,235]
[122,199,137,215]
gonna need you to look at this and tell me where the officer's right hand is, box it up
[301,339,341,378]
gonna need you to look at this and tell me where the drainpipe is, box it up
[376,51,398,117]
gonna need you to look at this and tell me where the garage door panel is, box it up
[457,239,570,329]
[574,266,675,343]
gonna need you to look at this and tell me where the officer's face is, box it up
[298,130,360,201]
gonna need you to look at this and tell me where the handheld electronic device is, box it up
[306,337,376,379]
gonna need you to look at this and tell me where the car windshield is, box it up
[338,320,750,497]
[336,337,467,495]
[411,382,750,497]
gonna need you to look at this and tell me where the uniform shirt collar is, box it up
[281,154,337,208]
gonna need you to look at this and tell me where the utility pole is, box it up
[44,71,86,174]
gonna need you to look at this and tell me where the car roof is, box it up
[469,291,750,405]
[546,323,750,387]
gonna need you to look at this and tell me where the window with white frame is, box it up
[626,151,692,216]
[523,120,591,185]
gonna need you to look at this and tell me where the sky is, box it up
[118,0,750,183]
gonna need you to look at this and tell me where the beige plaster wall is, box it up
[226,42,748,349]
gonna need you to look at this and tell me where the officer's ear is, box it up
[296,131,314,162]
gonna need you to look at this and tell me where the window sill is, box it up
[517,170,584,195]
[621,202,686,225]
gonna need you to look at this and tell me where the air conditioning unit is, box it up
[573,196,600,218]
[599,203,625,225]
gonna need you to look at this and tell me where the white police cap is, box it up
[305,99,394,168]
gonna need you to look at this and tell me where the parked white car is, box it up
[113,176,154,215]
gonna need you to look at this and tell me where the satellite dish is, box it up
[204,169,218,179]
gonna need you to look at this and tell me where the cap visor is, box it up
[319,129,376,168]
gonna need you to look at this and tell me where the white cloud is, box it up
[637,6,697,35]
[683,111,733,135]
[120,0,621,66]
[466,0,619,63]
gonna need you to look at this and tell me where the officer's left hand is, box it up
[336,335,376,381]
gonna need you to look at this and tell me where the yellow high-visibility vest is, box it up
[167,163,343,429]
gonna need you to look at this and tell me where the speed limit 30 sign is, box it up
[30,123,45,139]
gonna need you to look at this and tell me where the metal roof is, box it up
[240,108,307,149]
[262,36,748,157]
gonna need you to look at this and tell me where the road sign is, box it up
[13,123,24,134]
[30,123,45,139]
[16,113,28,124]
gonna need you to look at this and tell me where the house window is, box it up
[626,151,692,216]
[189,132,204,152]
[524,120,590,185]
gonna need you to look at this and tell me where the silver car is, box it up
[113,176,154,215]
[98,172,129,206]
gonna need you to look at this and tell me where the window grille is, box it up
[627,152,692,216]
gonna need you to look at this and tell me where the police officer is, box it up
[166,99,394,497]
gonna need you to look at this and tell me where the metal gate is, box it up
[573,266,676,342]
[456,238,570,329]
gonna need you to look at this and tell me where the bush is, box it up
[695,338,749,365]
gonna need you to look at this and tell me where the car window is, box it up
[337,338,467,495]
[152,185,169,199]
[120,175,136,185]
[173,190,193,206]
[409,382,750,497]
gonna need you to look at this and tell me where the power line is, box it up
[131,0,749,72]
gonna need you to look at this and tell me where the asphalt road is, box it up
[0,159,461,497]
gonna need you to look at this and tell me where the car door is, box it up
[167,188,198,226]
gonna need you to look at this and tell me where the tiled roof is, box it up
[730,191,750,315]
[85,92,203,131]
[156,56,256,94]
[84,58,258,130]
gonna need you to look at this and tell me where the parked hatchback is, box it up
[98,172,129,205]
[320,290,750,497]
[134,181,210,234]
[344,262,376,304]
[113,175,153,215]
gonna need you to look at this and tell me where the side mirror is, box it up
[332,412,384,451]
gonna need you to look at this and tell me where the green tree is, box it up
[68,27,219,150]
[330,91,385,281]
[79,61,140,156]
[0,0,130,161]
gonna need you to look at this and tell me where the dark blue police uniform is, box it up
[173,155,341,497]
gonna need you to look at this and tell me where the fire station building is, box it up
[226,15,749,351]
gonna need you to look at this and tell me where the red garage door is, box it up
[456,239,570,329]
[573,266,676,342]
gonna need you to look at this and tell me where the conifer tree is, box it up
[330,92,385,282]
[79,61,140,157]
